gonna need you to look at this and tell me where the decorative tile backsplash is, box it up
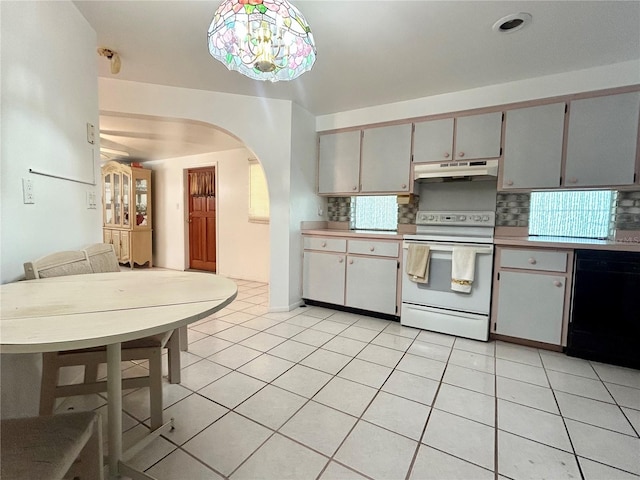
[398,195,420,224]
[327,197,352,222]
[495,192,530,227]
[615,190,640,230]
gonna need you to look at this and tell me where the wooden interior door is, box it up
[188,168,217,272]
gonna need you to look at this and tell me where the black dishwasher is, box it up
[568,249,640,369]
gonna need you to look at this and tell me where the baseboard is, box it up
[268,299,303,313]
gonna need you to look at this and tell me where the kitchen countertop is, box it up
[494,235,640,252]
[302,229,404,240]
[302,229,640,251]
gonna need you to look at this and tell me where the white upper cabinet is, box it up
[413,112,502,163]
[502,103,566,189]
[412,118,454,163]
[454,112,503,160]
[318,130,361,194]
[565,92,640,187]
[360,124,412,193]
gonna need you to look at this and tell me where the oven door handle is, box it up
[402,241,493,254]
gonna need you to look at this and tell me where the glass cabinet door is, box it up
[135,178,148,226]
[114,173,121,225]
[104,173,113,225]
[123,173,130,226]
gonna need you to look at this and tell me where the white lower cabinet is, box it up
[302,236,400,315]
[492,247,573,346]
[303,251,346,305]
[346,256,398,315]
[494,271,565,344]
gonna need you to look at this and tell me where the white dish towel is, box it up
[451,247,477,293]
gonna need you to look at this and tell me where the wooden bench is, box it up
[1,411,103,480]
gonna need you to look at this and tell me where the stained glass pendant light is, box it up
[208,0,316,82]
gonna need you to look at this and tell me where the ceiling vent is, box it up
[492,13,532,34]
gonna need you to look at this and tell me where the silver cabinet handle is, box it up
[528,258,537,265]
[554,280,562,287]
[321,241,327,248]
[458,152,465,157]
[444,152,450,158]
[348,259,354,264]
[338,257,344,263]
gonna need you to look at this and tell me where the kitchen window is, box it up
[249,159,269,223]
[529,190,615,239]
[352,196,397,231]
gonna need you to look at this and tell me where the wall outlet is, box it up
[22,178,34,204]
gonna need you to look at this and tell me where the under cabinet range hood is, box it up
[414,159,499,182]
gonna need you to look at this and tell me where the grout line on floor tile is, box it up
[405,342,455,480]
[541,354,585,480]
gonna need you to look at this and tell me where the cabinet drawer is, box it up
[348,240,399,257]
[304,237,347,253]
[500,249,568,272]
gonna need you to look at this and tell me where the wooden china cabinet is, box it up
[101,161,152,268]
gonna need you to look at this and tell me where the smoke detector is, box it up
[492,13,532,34]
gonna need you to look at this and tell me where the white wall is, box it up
[288,103,325,305]
[316,60,640,131]
[99,79,296,309]
[147,149,270,282]
[0,1,100,418]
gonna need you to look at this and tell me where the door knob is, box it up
[528,258,537,265]
[444,152,450,158]
[338,257,344,263]
[458,152,465,157]
[554,280,562,287]
[348,259,354,264]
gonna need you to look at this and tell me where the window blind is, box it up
[529,190,615,239]
[353,196,397,231]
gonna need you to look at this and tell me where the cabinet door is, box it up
[502,103,565,189]
[303,251,346,305]
[413,118,454,163]
[361,124,412,193]
[103,229,113,246]
[565,92,640,187]
[346,256,397,315]
[119,230,130,262]
[111,230,121,259]
[455,112,503,160]
[318,131,361,194]
[495,271,565,344]
[103,173,114,226]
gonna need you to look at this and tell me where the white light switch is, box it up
[22,178,34,204]
[86,191,97,209]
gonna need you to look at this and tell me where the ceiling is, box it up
[74,1,640,161]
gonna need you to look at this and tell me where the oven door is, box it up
[402,241,494,315]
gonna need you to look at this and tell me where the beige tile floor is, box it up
[55,278,640,480]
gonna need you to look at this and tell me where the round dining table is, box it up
[0,269,237,479]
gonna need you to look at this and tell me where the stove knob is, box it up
[473,215,481,221]
[427,215,435,221]
[482,215,490,222]
[459,215,466,221]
